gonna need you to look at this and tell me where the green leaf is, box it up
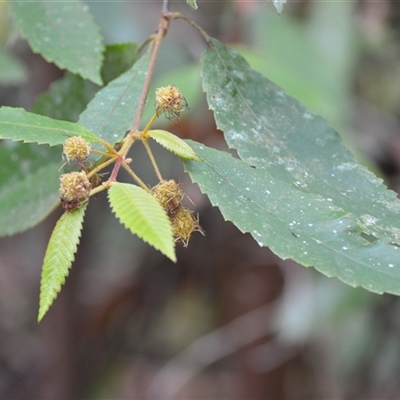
[199,38,400,295]
[32,72,99,123]
[108,182,176,262]
[148,129,201,160]
[0,107,101,146]
[32,43,138,122]
[100,43,138,86]
[186,0,198,10]
[0,48,27,85]
[272,0,287,14]
[184,141,400,295]
[38,205,87,322]
[0,161,60,236]
[0,142,61,236]
[78,51,150,147]
[10,0,103,84]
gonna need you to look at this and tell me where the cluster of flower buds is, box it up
[63,136,91,164]
[155,85,188,120]
[152,179,203,247]
[59,136,101,211]
[59,171,91,211]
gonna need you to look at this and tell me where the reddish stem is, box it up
[109,11,170,181]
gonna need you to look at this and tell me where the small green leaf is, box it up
[272,0,287,14]
[10,0,104,84]
[78,51,151,148]
[32,43,138,122]
[38,205,87,322]
[184,141,400,296]
[148,129,201,160]
[108,182,176,262]
[186,0,198,10]
[0,48,27,85]
[0,107,101,146]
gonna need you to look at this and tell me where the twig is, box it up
[142,139,163,182]
[121,161,151,192]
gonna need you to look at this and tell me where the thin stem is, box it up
[109,12,170,182]
[142,139,163,182]
[98,138,118,154]
[118,133,136,157]
[87,155,118,178]
[121,161,151,192]
[89,183,108,197]
[168,12,209,43]
[137,33,156,56]
[91,149,116,158]
[109,157,123,182]
[130,14,169,136]
[141,113,158,138]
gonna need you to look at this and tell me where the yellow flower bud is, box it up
[155,85,188,119]
[171,207,204,247]
[63,136,91,163]
[151,179,184,217]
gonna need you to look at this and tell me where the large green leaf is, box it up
[197,38,400,295]
[0,107,100,146]
[38,205,87,322]
[32,43,138,122]
[184,141,400,295]
[108,183,176,262]
[10,0,103,84]
[78,51,151,147]
[0,142,61,236]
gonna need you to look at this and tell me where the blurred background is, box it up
[1,0,400,398]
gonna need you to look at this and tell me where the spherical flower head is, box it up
[63,136,91,163]
[155,85,188,119]
[171,207,204,247]
[151,179,184,217]
[59,171,92,211]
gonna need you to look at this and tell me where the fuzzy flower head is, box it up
[155,85,188,119]
[151,179,184,218]
[63,136,91,163]
[59,171,91,211]
[171,207,204,247]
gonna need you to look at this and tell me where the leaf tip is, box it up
[186,0,198,10]
[37,304,48,323]
[272,0,287,14]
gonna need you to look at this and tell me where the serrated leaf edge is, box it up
[148,129,201,161]
[0,107,101,146]
[10,2,104,84]
[108,183,176,262]
[38,205,87,321]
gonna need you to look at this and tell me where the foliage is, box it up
[10,0,104,85]
[108,182,176,262]
[38,204,87,321]
[0,0,399,321]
